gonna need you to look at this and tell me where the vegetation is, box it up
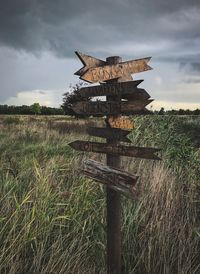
[30,103,42,115]
[0,104,64,115]
[62,82,91,117]
[0,103,199,116]
[0,115,199,273]
[156,107,200,115]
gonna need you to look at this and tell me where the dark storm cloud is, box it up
[184,78,200,84]
[180,61,200,84]
[0,0,200,59]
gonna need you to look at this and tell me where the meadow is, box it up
[0,115,199,274]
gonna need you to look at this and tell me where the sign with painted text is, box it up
[72,100,153,116]
[69,140,161,160]
[69,51,161,274]
[74,51,152,83]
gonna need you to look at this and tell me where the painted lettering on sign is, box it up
[80,58,152,83]
[71,100,153,116]
[69,140,161,160]
[79,80,146,98]
[107,116,134,130]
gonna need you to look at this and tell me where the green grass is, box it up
[0,115,199,273]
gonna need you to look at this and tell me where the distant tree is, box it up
[62,82,91,117]
[31,103,41,115]
[178,109,185,115]
[158,107,165,115]
[41,106,64,115]
[194,109,200,115]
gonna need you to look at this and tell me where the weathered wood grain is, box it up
[74,51,106,76]
[87,127,131,142]
[82,159,138,199]
[106,116,134,130]
[71,100,153,116]
[105,56,122,274]
[121,88,150,100]
[80,57,152,83]
[69,140,161,160]
[79,80,146,98]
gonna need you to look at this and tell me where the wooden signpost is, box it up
[79,80,147,98]
[74,51,152,83]
[82,159,138,199]
[71,100,152,116]
[69,140,161,160]
[69,51,161,274]
[107,116,135,130]
[86,127,131,143]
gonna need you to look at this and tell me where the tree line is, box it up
[0,103,64,115]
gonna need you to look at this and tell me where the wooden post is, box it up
[106,56,122,274]
[72,51,158,273]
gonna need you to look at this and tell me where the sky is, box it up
[0,0,200,110]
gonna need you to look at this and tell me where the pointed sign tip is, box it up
[74,70,81,76]
[136,79,144,86]
[147,65,153,70]
[68,140,78,149]
[74,51,85,62]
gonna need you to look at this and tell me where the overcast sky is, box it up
[0,0,200,109]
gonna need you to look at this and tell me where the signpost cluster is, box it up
[69,51,161,274]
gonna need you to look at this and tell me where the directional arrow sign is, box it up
[74,51,106,76]
[71,100,153,116]
[79,57,152,83]
[79,80,148,98]
[107,116,134,130]
[87,127,131,143]
[69,140,161,160]
[82,159,138,199]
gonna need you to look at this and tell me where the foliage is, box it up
[0,104,64,115]
[62,82,91,117]
[30,103,41,115]
[155,107,200,115]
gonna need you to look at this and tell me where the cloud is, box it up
[4,89,63,107]
[0,47,78,102]
[179,61,200,83]
[0,0,199,109]
[0,0,200,61]
[183,77,200,84]
[180,62,200,73]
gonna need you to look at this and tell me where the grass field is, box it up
[0,115,199,274]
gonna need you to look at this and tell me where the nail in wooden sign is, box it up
[79,80,150,99]
[71,100,153,116]
[75,52,152,83]
[87,127,131,142]
[107,116,134,130]
[82,159,138,199]
[69,140,161,160]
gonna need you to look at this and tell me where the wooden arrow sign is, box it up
[87,127,131,143]
[69,140,161,160]
[107,116,134,130]
[79,80,149,99]
[74,51,106,76]
[82,159,138,199]
[79,57,152,83]
[71,100,153,116]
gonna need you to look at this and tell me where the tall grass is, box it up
[0,115,199,273]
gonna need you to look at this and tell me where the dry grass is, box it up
[0,115,199,273]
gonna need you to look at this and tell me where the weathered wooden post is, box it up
[106,56,122,274]
[69,51,161,274]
